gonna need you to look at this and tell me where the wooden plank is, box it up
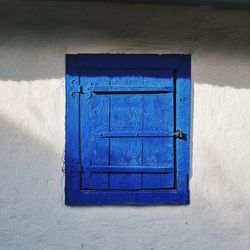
[99,131,175,138]
[142,70,175,189]
[90,165,174,173]
[86,85,174,93]
[175,56,191,200]
[71,190,189,205]
[109,69,143,190]
[80,69,109,189]
[65,55,81,205]
[142,173,174,189]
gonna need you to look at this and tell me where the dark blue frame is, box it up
[65,54,191,205]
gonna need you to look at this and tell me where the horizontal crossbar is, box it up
[85,85,174,94]
[99,131,176,138]
[89,165,174,173]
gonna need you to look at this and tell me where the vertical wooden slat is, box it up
[80,69,109,189]
[65,55,81,205]
[175,56,191,201]
[109,70,143,190]
[142,70,174,189]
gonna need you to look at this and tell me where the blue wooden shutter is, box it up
[65,54,191,205]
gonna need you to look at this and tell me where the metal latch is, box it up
[174,129,184,139]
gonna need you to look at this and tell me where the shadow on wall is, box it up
[0,115,64,210]
[0,114,250,249]
[0,2,249,88]
[0,113,248,212]
[0,2,250,248]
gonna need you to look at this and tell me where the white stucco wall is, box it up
[0,1,250,249]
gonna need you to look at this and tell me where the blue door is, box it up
[66,54,190,205]
[81,69,174,190]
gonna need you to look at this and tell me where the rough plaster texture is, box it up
[0,1,250,249]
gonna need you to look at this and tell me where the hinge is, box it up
[70,85,92,99]
[71,85,82,96]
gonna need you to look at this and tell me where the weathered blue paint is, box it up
[99,131,178,138]
[65,54,191,205]
[89,165,174,173]
[83,85,174,93]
